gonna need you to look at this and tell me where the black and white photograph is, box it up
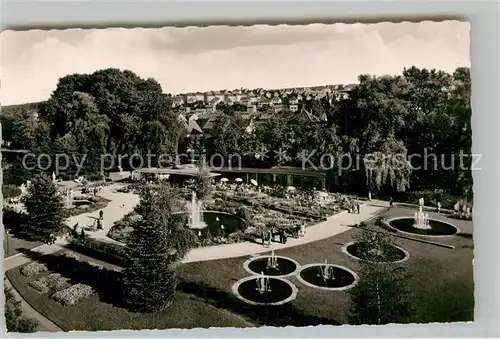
[1,20,473,332]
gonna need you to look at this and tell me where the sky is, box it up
[1,20,470,106]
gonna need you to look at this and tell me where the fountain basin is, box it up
[243,255,300,278]
[388,217,459,236]
[179,211,245,235]
[232,276,298,306]
[296,264,359,291]
[342,241,410,263]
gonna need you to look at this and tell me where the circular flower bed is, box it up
[388,217,459,236]
[342,241,409,263]
[243,255,300,277]
[232,276,298,306]
[296,264,359,291]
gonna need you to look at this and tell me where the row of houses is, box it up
[178,105,328,136]
[171,84,356,110]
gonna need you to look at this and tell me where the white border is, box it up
[341,241,410,264]
[386,216,461,237]
[243,255,301,278]
[231,275,298,306]
[296,263,359,291]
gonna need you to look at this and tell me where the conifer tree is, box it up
[121,183,196,312]
[22,173,65,243]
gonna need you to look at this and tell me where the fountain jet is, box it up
[256,271,271,294]
[189,191,207,229]
[267,249,278,270]
[319,259,335,281]
[413,205,431,229]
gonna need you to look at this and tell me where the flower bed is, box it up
[107,212,140,243]
[29,273,69,293]
[68,236,125,267]
[51,283,95,306]
[227,193,342,220]
[20,262,48,278]
[63,196,111,217]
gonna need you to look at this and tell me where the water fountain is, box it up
[234,275,297,306]
[318,259,335,281]
[413,206,431,230]
[244,252,299,277]
[255,272,271,294]
[267,249,279,270]
[298,261,358,290]
[189,191,207,229]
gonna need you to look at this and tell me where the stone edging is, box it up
[243,255,301,278]
[341,241,410,264]
[231,276,298,306]
[386,216,461,237]
[295,263,359,291]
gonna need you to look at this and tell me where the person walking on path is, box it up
[356,203,360,214]
[437,202,442,213]
[389,197,393,208]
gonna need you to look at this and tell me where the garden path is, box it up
[4,278,63,332]
[182,201,387,263]
[3,184,387,333]
[5,187,390,269]
[4,184,137,270]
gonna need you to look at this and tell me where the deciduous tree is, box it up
[348,260,413,324]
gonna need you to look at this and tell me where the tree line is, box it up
[1,66,472,198]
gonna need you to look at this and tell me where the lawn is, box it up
[6,249,254,331]
[177,206,474,324]
[6,205,474,330]
[4,233,43,258]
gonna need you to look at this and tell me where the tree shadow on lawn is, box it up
[17,248,125,309]
[3,210,34,241]
[177,280,340,327]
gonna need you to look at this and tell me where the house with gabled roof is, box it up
[257,97,271,108]
[247,104,257,114]
[245,119,256,134]
[270,96,282,106]
[289,104,299,112]
[172,96,185,107]
[272,104,284,113]
[186,116,203,135]
[300,106,328,123]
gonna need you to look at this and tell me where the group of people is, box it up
[260,223,307,246]
[261,227,288,246]
[350,203,361,214]
[92,210,104,230]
